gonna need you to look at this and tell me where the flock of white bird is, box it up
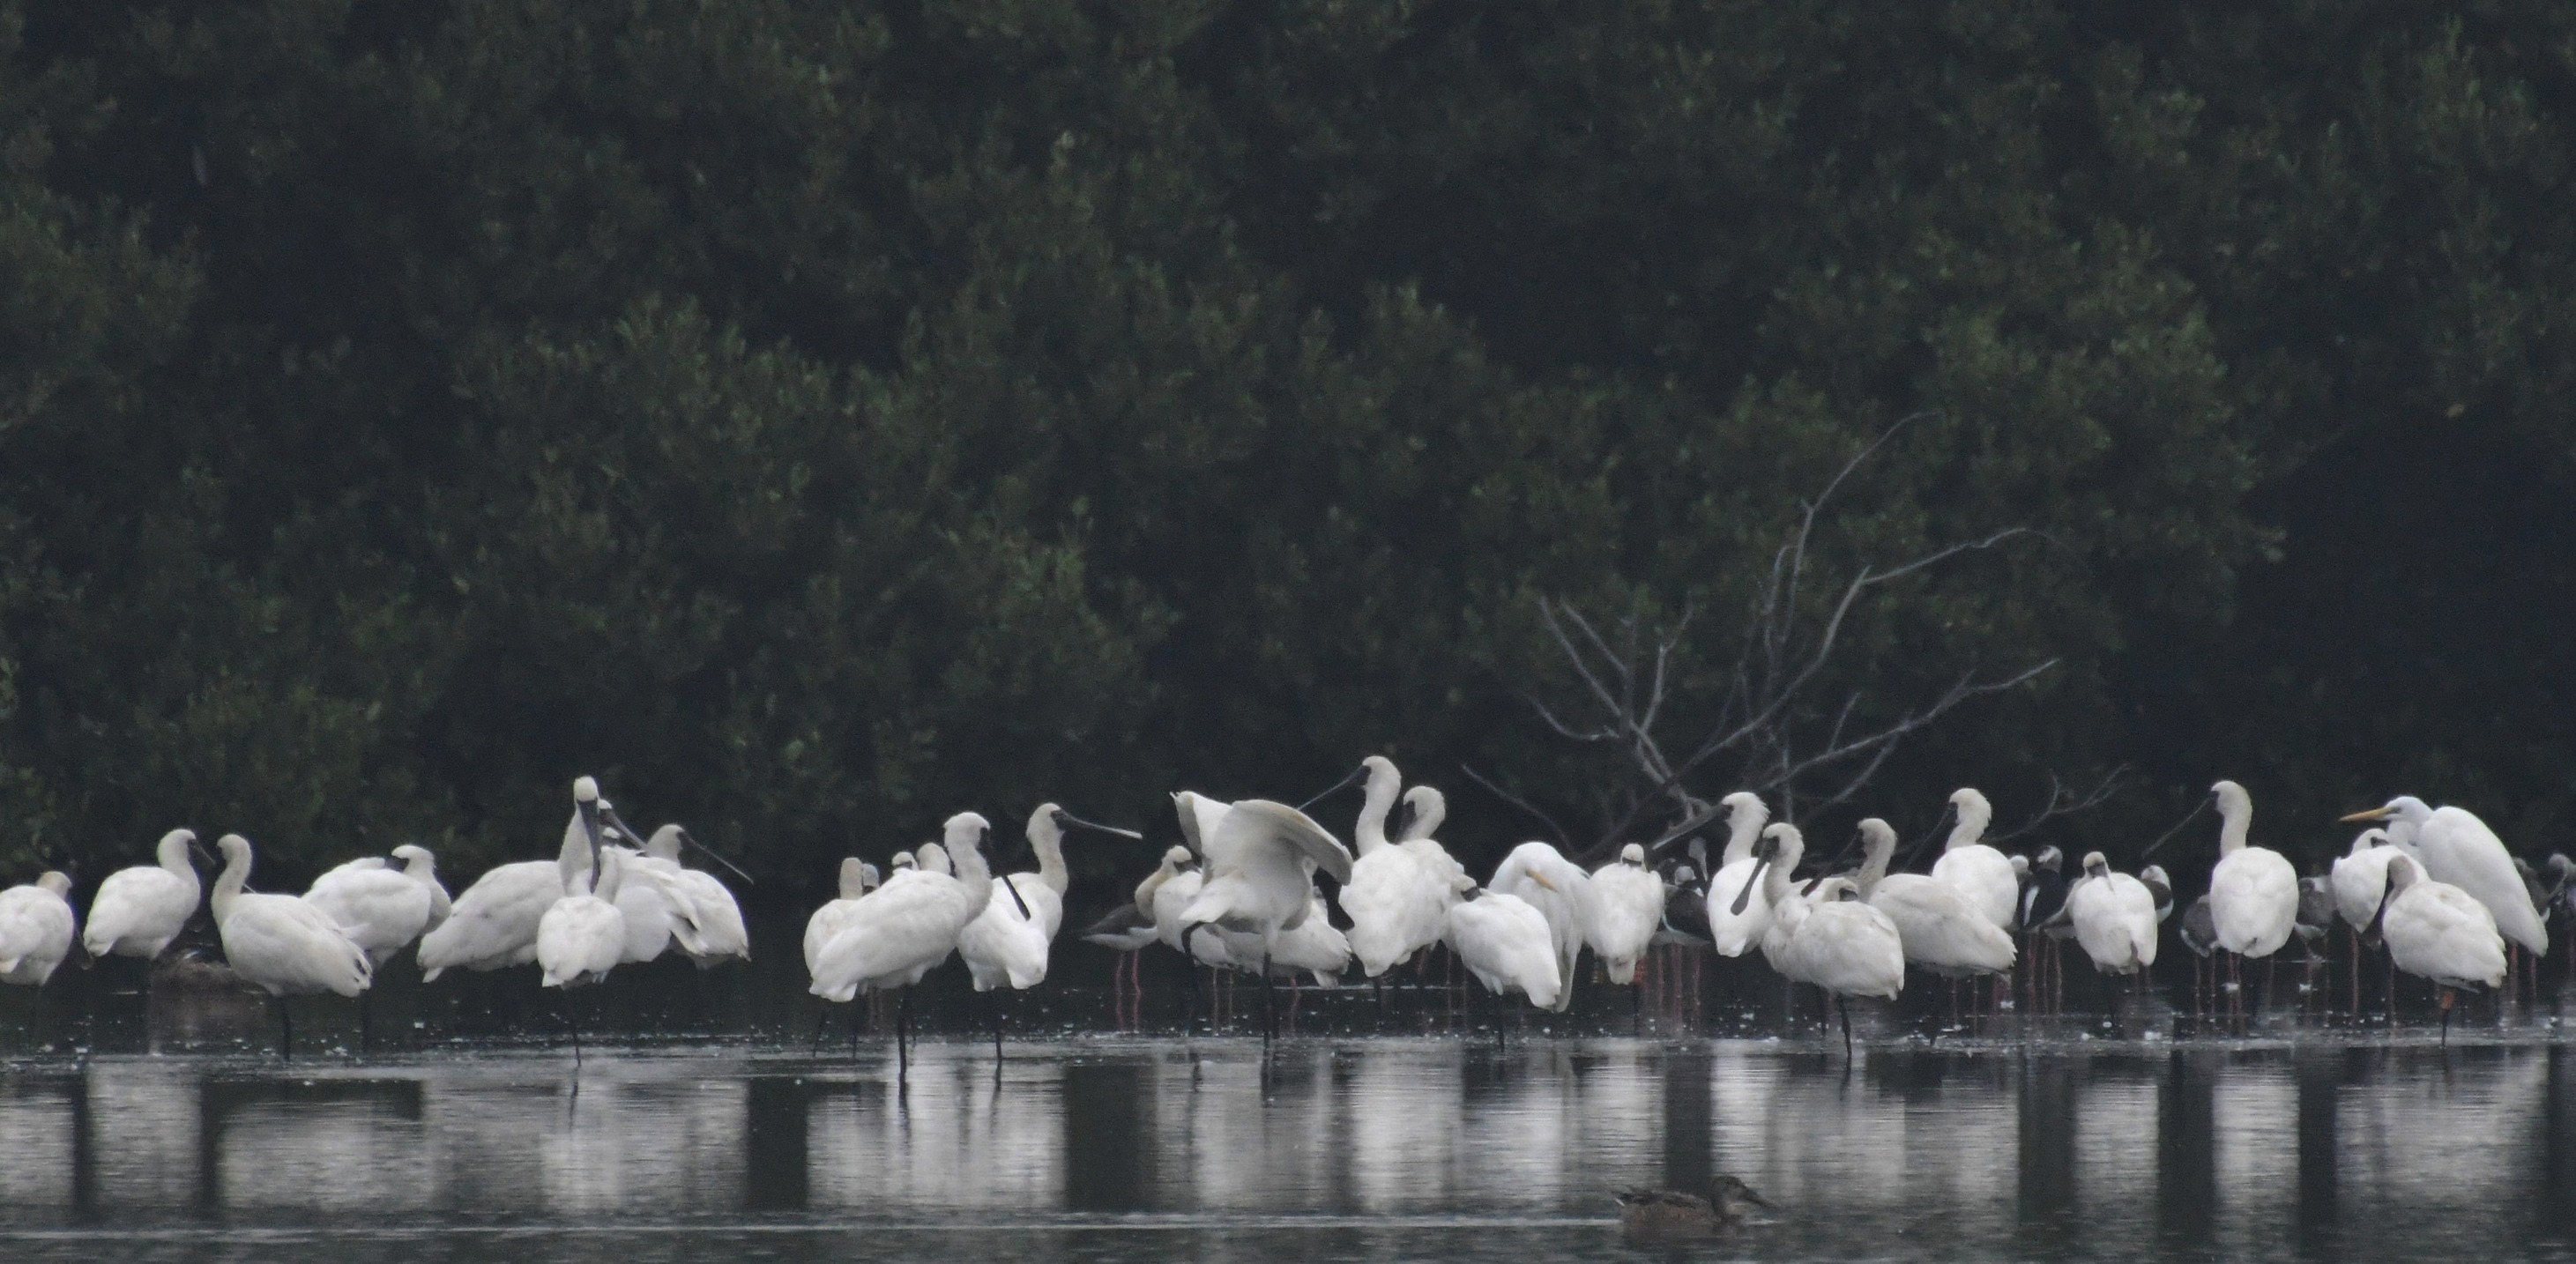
[0,756,2549,1059]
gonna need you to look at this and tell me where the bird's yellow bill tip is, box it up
[1528,872,1559,892]
[2339,807,2394,823]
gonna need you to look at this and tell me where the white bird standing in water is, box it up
[808,812,1000,1071]
[638,824,753,966]
[1587,844,1665,985]
[1339,757,1448,978]
[82,829,203,963]
[1177,797,1353,1045]
[2343,796,2546,959]
[419,778,614,980]
[803,858,881,978]
[1703,792,1773,956]
[2372,851,2505,1043]
[2206,779,2298,1016]
[1741,823,1902,1055]
[1444,874,1562,1015]
[961,803,1141,992]
[305,844,450,968]
[1850,818,2014,996]
[0,872,77,986]
[1931,788,2019,933]
[1490,842,1594,1012]
[210,834,372,1060]
[2064,851,2159,980]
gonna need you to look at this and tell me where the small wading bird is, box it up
[1491,841,1594,1014]
[1587,844,1665,992]
[1614,1175,1773,1242]
[2331,828,2405,1020]
[2371,852,2505,1044]
[1079,846,1192,1026]
[1931,788,2018,1011]
[209,834,372,1061]
[306,843,451,1049]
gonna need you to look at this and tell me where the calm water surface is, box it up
[4,1032,2574,1262]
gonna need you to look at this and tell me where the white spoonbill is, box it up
[639,824,753,966]
[1703,792,1772,956]
[1177,797,1353,1044]
[808,812,998,1071]
[2343,796,2545,955]
[1443,874,1562,1016]
[1851,818,2014,995]
[2371,851,2505,1043]
[1744,823,1902,1055]
[1931,788,2019,933]
[1339,756,1447,978]
[961,803,1140,996]
[1491,842,1594,1012]
[1397,785,1470,897]
[803,858,881,978]
[210,834,372,1060]
[419,778,605,979]
[2207,779,2298,1018]
[2064,851,2158,980]
[305,844,450,968]
[82,829,203,963]
[0,872,76,986]
[1587,844,1664,985]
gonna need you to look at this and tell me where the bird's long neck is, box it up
[592,849,622,901]
[559,811,594,889]
[1946,804,1991,851]
[1856,831,1894,895]
[158,837,195,880]
[1356,772,1399,856]
[1721,807,1765,866]
[1032,825,1070,895]
[211,847,250,924]
[1763,835,1805,908]
[2217,799,2252,855]
[1402,794,1446,842]
[949,836,993,911]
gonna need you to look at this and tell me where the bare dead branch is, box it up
[1984,764,2133,846]
[1459,763,1572,848]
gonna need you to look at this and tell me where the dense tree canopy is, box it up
[2,0,2570,903]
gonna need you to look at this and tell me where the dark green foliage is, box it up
[0,0,2569,898]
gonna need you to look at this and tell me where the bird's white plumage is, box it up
[1340,758,1449,977]
[641,824,751,965]
[418,798,598,980]
[808,813,995,1003]
[82,829,202,961]
[0,873,76,985]
[2379,853,2505,990]
[2330,829,2402,933]
[802,859,879,977]
[1931,788,2019,933]
[1490,842,1594,1011]
[210,835,372,999]
[1445,884,1561,1008]
[1853,818,2014,978]
[1178,799,1352,970]
[2207,780,2297,957]
[2375,798,2545,954]
[1587,845,1664,985]
[304,845,446,967]
[537,848,629,990]
[1702,792,1772,957]
[1773,874,1905,1001]
[2065,856,2159,976]
[960,804,1088,992]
